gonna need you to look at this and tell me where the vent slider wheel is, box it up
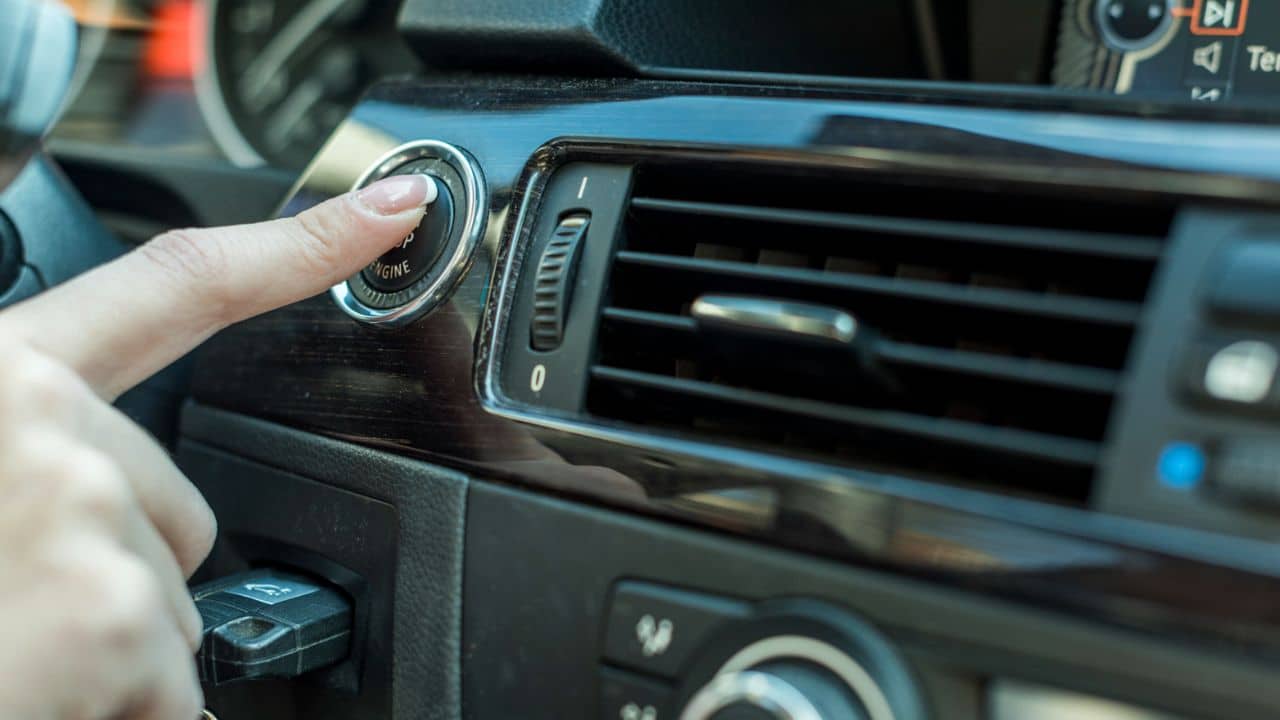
[531,213,591,351]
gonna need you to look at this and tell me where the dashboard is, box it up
[24,1,1280,719]
[47,0,1280,178]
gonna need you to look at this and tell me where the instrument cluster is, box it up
[49,0,415,170]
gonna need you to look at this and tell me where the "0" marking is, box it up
[530,364,547,393]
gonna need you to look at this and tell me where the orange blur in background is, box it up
[144,0,205,78]
[56,0,207,79]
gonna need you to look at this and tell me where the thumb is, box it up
[0,174,433,399]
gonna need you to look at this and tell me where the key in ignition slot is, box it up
[192,569,353,686]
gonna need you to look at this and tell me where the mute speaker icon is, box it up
[1194,40,1224,74]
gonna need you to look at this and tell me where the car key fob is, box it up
[191,569,352,686]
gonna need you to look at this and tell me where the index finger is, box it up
[0,174,432,399]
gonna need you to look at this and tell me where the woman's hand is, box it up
[0,174,431,719]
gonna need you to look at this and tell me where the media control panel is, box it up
[1060,0,1280,108]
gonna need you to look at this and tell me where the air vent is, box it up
[587,161,1176,504]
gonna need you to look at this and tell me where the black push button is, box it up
[1207,242,1280,322]
[192,569,352,686]
[531,213,590,351]
[1212,440,1280,507]
[603,581,749,678]
[361,164,453,293]
[599,668,675,720]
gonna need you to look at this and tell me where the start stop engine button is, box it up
[331,140,487,328]
[361,165,454,293]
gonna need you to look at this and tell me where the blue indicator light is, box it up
[1158,443,1206,491]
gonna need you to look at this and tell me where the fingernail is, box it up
[356,174,437,215]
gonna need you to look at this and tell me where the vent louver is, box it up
[586,161,1175,504]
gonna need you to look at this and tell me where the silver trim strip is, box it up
[330,139,487,328]
[990,680,1181,720]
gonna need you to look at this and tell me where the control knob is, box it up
[681,635,905,720]
[683,659,877,720]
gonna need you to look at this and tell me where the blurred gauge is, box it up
[197,0,415,169]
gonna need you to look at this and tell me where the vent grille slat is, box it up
[592,365,1102,468]
[875,341,1121,396]
[614,250,1144,327]
[630,197,1166,262]
[584,160,1174,503]
[600,307,1123,396]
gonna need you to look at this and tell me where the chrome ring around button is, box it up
[681,671,824,720]
[699,635,898,720]
[330,139,487,328]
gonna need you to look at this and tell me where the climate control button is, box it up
[599,668,674,720]
[603,582,750,679]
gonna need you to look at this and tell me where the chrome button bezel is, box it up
[330,139,486,328]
